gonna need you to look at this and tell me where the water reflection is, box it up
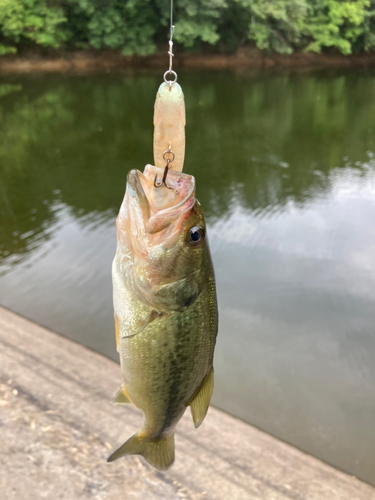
[211,168,375,479]
[2,71,375,262]
[1,70,375,485]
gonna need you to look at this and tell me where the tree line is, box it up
[1,0,375,57]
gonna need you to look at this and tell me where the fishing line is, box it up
[164,0,177,86]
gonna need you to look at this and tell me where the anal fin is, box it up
[113,384,132,404]
[189,367,214,428]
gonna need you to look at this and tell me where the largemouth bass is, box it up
[108,82,218,470]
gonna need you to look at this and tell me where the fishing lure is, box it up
[108,22,218,471]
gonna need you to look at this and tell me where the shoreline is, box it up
[1,48,375,73]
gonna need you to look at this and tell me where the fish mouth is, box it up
[127,164,195,235]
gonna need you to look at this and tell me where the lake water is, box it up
[1,69,375,485]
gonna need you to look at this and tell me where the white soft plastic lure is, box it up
[153,82,186,172]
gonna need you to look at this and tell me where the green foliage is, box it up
[172,0,229,47]
[0,0,375,56]
[361,0,375,50]
[303,0,370,55]
[65,0,159,55]
[0,0,67,53]
[238,0,308,54]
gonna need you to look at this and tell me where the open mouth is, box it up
[129,164,196,235]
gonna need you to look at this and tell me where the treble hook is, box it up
[154,146,175,189]
[154,162,172,189]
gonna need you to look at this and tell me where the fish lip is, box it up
[122,169,151,254]
[126,167,195,226]
[127,169,148,204]
[126,168,152,222]
[151,169,195,216]
[142,165,196,234]
[124,165,196,251]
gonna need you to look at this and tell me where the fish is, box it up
[108,80,218,469]
[108,162,218,470]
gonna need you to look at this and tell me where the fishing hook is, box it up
[154,163,172,189]
[154,147,175,189]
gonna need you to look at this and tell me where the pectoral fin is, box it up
[121,310,159,339]
[113,384,132,404]
[189,368,214,428]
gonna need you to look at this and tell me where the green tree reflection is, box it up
[1,70,374,263]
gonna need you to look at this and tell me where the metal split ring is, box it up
[163,149,175,163]
[163,70,177,86]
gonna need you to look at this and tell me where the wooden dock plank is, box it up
[0,306,374,500]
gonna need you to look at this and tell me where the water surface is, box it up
[1,69,375,485]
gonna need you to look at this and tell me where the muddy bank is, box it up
[1,48,375,73]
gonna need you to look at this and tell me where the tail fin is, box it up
[107,432,175,470]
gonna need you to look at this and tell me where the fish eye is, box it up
[186,225,205,247]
